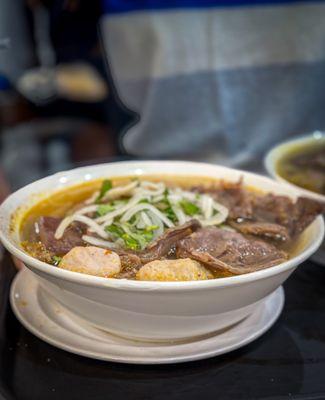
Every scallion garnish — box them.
[179,200,200,216]
[96,179,113,203]
[52,256,62,266]
[96,204,115,216]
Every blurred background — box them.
[1,0,325,197]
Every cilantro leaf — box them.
[96,204,115,217]
[179,200,200,216]
[105,224,124,237]
[96,179,112,203]
[122,234,140,250]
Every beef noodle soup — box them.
[276,142,325,195]
[19,176,324,281]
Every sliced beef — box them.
[229,221,290,241]
[176,226,288,275]
[38,216,85,255]
[288,197,325,236]
[194,179,253,220]
[252,195,324,238]
[139,219,201,263]
[196,179,324,241]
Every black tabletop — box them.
[0,252,325,400]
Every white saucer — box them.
[10,268,284,364]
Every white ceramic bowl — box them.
[0,161,323,341]
[265,132,325,202]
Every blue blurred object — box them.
[0,74,10,91]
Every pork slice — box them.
[139,219,201,263]
[38,216,85,255]
[176,226,288,275]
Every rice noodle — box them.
[95,194,144,224]
[120,203,174,228]
[101,180,138,201]
[141,211,152,226]
[54,178,230,249]
[55,215,109,240]
[82,235,120,249]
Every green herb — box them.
[165,206,178,222]
[145,225,159,232]
[179,200,200,216]
[96,179,112,203]
[139,198,149,204]
[52,256,62,266]
[122,234,140,250]
[96,204,115,216]
[105,224,124,237]
[141,231,154,243]
[155,195,178,222]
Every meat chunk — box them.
[139,219,201,263]
[38,216,84,255]
[176,227,288,275]
[137,258,213,281]
[60,246,121,277]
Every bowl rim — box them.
[264,132,325,202]
[0,160,324,291]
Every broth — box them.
[276,141,325,195]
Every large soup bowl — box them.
[265,133,325,265]
[0,161,323,341]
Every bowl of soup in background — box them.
[265,132,325,264]
[0,161,323,341]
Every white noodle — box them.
[82,235,120,249]
[55,215,108,240]
[141,211,152,226]
[54,178,230,250]
[95,194,143,223]
[201,195,213,219]
[74,205,99,215]
[147,211,164,238]
[101,180,138,201]
[121,203,174,228]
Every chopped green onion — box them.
[122,234,140,250]
[96,179,112,203]
[145,225,159,232]
[179,200,200,216]
[165,206,178,222]
[96,204,115,216]
[52,256,62,266]
[105,224,124,237]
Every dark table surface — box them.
[0,252,325,400]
